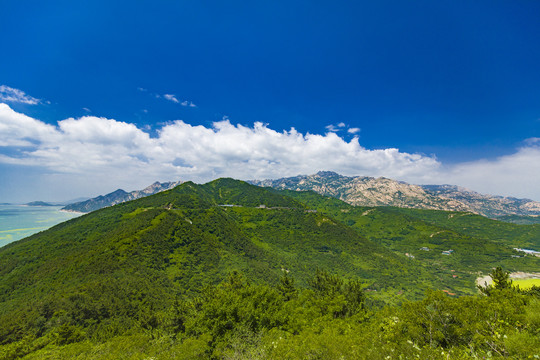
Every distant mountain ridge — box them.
[62,181,183,212]
[421,184,540,218]
[250,171,540,218]
[62,172,540,218]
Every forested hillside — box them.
[1,180,539,359]
[276,189,540,293]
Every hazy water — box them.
[0,205,82,247]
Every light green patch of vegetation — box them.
[514,278,540,290]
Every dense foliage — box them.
[2,270,539,359]
[1,179,539,359]
[277,189,540,295]
[387,207,540,249]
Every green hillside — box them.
[0,180,426,355]
[273,189,540,294]
[494,214,540,225]
[1,180,539,359]
[387,207,540,249]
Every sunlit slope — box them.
[0,179,434,346]
[386,207,540,249]
[273,189,540,294]
[0,179,428,301]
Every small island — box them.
[25,201,57,206]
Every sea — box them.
[0,205,82,248]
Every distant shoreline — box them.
[59,209,85,215]
[1,207,83,247]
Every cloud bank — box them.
[0,103,539,201]
[439,145,540,200]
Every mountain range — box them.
[60,172,540,220]
[250,171,540,218]
[62,181,182,213]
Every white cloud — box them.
[327,123,360,135]
[82,107,91,113]
[163,94,179,103]
[0,85,41,105]
[142,89,196,108]
[0,103,539,201]
[0,104,440,196]
[422,144,540,200]
[181,100,197,107]
[0,104,57,146]
[524,137,540,146]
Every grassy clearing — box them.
[513,278,540,289]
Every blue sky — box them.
[1,1,539,202]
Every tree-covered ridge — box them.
[273,189,540,295]
[386,207,540,249]
[201,178,305,208]
[1,179,539,359]
[0,179,425,356]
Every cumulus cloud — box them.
[0,104,439,191]
[0,103,57,146]
[0,103,539,201]
[348,127,361,134]
[524,137,540,146]
[0,85,41,105]
[424,144,540,200]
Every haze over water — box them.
[0,205,81,247]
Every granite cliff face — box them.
[62,181,182,213]
[250,171,540,218]
[421,184,540,218]
[251,171,470,211]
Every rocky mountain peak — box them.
[250,172,540,218]
[63,180,183,213]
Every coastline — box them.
[59,209,86,215]
[0,206,83,247]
